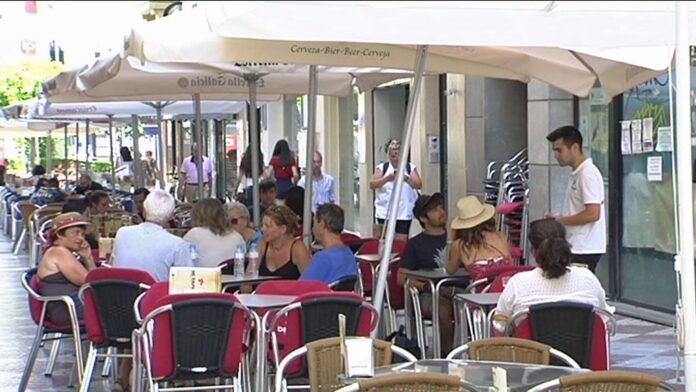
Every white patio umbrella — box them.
[44,53,406,216]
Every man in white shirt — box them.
[298,151,336,212]
[545,125,606,272]
[178,142,214,202]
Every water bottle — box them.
[246,244,260,278]
[234,245,245,278]
[189,243,200,266]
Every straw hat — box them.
[450,196,496,230]
[52,212,90,233]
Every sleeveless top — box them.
[259,239,301,279]
[38,251,86,325]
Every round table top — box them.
[236,294,297,309]
[344,359,587,391]
[355,253,399,263]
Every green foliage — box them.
[633,102,669,131]
[0,60,64,107]
[90,161,113,173]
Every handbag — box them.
[466,257,514,281]
[386,325,421,362]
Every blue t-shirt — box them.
[300,246,357,284]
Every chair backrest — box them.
[144,292,251,381]
[354,372,476,391]
[271,291,378,376]
[17,200,38,227]
[483,265,535,293]
[330,275,359,292]
[255,279,331,296]
[356,238,407,294]
[458,337,551,364]
[533,370,674,392]
[81,268,156,347]
[21,268,74,330]
[510,301,610,370]
[304,337,392,392]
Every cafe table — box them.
[221,274,280,292]
[404,268,470,359]
[236,293,297,392]
[341,359,588,391]
[453,293,501,344]
[354,252,400,294]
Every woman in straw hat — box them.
[445,196,510,275]
[37,212,97,325]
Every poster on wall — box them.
[647,156,663,182]
[655,126,673,152]
[642,117,654,152]
[621,121,632,155]
[631,119,643,154]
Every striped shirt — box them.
[298,173,336,212]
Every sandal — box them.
[112,379,131,392]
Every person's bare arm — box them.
[405,168,423,190]
[369,169,394,189]
[559,204,601,226]
[446,240,461,275]
[292,240,312,273]
[52,247,90,286]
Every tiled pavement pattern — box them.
[0,234,685,391]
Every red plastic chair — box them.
[20,268,84,391]
[505,301,616,371]
[268,291,379,378]
[78,268,156,391]
[356,238,407,297]
[135,291,254,391]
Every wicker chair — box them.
[445,337,580,368]
[334,372,479,392]
[527,370,674,392]
[274,337,417,392]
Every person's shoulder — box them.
[44,245,71,258]
[569,265,601,281]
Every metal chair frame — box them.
[445,339,581,368]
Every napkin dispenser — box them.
[169,267,222,294]
[339,314,374,378]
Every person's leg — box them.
[438,295,455,355]
[394,220,411,241]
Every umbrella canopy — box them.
[44,53,406,104]
[0,118,91,138]
[34,99,248,121]
[123,2,672,102]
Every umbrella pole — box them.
[193,94,205,200]
[302,66,318,248]
[85,119,90,172]
[75,122,80,182]
[372,45,429,336]
[131,114,141,191]
[245,74,261,228]
[156,104,166,189]
[108,115,115,191]
[63,124,68,191]
[676,2,696,387]
[46,130,53,174]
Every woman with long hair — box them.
[238,145,265,206]
[268,139,299,200]
[256,204,311,279]
[446,196,511,275]
[494,218,609,319]
[183,198,245,267]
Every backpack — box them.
[382,162,412,176]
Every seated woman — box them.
[37,212,97,325]
[225,201,263,249]
[494,218,609,322]
[183,198,245,268]
[86,190,112,215]
[446,196,511,276]
[257,204,311,279]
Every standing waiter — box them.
[177,142,214,202]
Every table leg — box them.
[429,280,440,358]
[253,311,265,392]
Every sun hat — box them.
[52,212,90,233]
[413,192,445,220]
[450,196,496,230]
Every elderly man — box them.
[300,203,357,284]
[178,142,214,202]
[298,151,336,212]
[111,189,193,281]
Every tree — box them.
[0,60,63,107]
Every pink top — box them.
[180,156,214,184]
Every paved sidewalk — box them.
[0,233,685,391]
